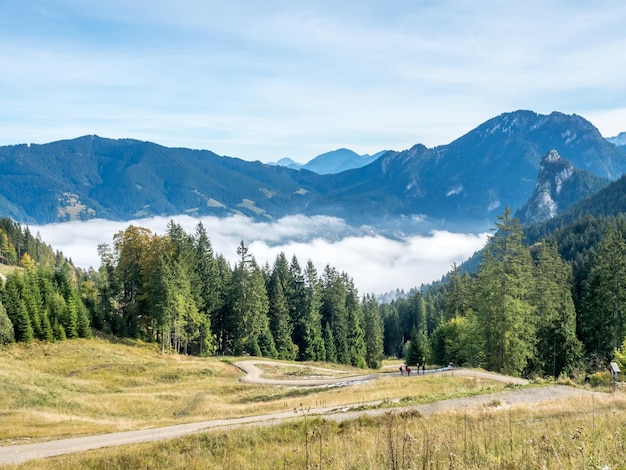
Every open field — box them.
[0,337,516,444]
[1,337,624,468]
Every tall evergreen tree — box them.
[268,278,297,360]
[531,241,583,377]
[228,242,271,355]
[473,206,536,376]
[193,222,218,354]
[380,303,403,357]
[300,260,325,361]
[580,225,626,365]
[363,294,384,369]
[321,265,349,363]
[344,274,366,368]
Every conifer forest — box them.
[2,207,626,378]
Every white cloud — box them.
[32,215,488,295]
[1,1,625,161]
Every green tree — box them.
[299,260,325,361]
[193,222,218,355]
[473,206,536,376]
[322,321,336,362]
[380,303,403,357]
[113,225,154,338]
[268,278,297,360]
[580,225,626,365]
[362,294,384,369]
[405,326,428,367]
[228,242,271,356]
[0,301,15,345]
[531,241,582,377]
[321,265,349,364]
[344,274,366,368]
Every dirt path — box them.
[0,363,583,466]
[234,360,529,386]
[234,359,380,386]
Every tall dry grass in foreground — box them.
[9,392,626,469]
[0,338,509,443]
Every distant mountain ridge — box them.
[1,110,624,231]
[270,148,387,174]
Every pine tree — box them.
[532,241,582,377]
[322,321,336,362]
[580,225,626,365]
[300,260,325,361]
[363,294,384,369]
[0,301,15,345]
[380,303,403,357]
[228,242,270,356]
[406,326,428,367]
[473,206,536,376]
[344,274,366,368]
[321,265,349,364]
[193,222,218,354]
[268,278,297,360]
[15,301,34,343]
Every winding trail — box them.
[234,359,530,386]
[0,362,588,465]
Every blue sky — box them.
[1,1,625,163]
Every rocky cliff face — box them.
[516,150,609,225]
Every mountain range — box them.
[1,110,625,232]
[269,148,387,174]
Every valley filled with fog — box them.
[33,215,489,296]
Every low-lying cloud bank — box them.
[33,215,489,295]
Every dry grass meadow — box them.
[1,337,625,469]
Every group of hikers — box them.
[399,362,426,376]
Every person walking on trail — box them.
[406,366,411,376]
[399,365,404,376]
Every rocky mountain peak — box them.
[517,149,609,226]
[521,150,573,224]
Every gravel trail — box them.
[0,363,591,465]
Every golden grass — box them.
[0,338,514,446]
[8,391,626,469]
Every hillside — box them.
[0,110,624,231]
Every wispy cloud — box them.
[32,215,488,295]
[1,1,624,160]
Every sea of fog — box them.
[32,215,489,296]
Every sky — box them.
[1,1,626,163]
[32,215,489,296]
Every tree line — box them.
[81,221,384,368]
[2,209,626,378]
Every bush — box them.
[588,371,612,387]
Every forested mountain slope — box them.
[0,111,624,232]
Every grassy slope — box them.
[0,337,512,445]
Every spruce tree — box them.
[473,206,536,376]
[321,265,349,364]
[532,241,582,377]
[0,301,15,345]
[580,225,626,365]
[268,279,297,360]
[15,301,34,343]
[301,260,325,361]
[363,294,384,369]
[322,321,336,362]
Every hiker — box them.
[422,363,426,374]
[399,365,404,376]
[406,366,411,376]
